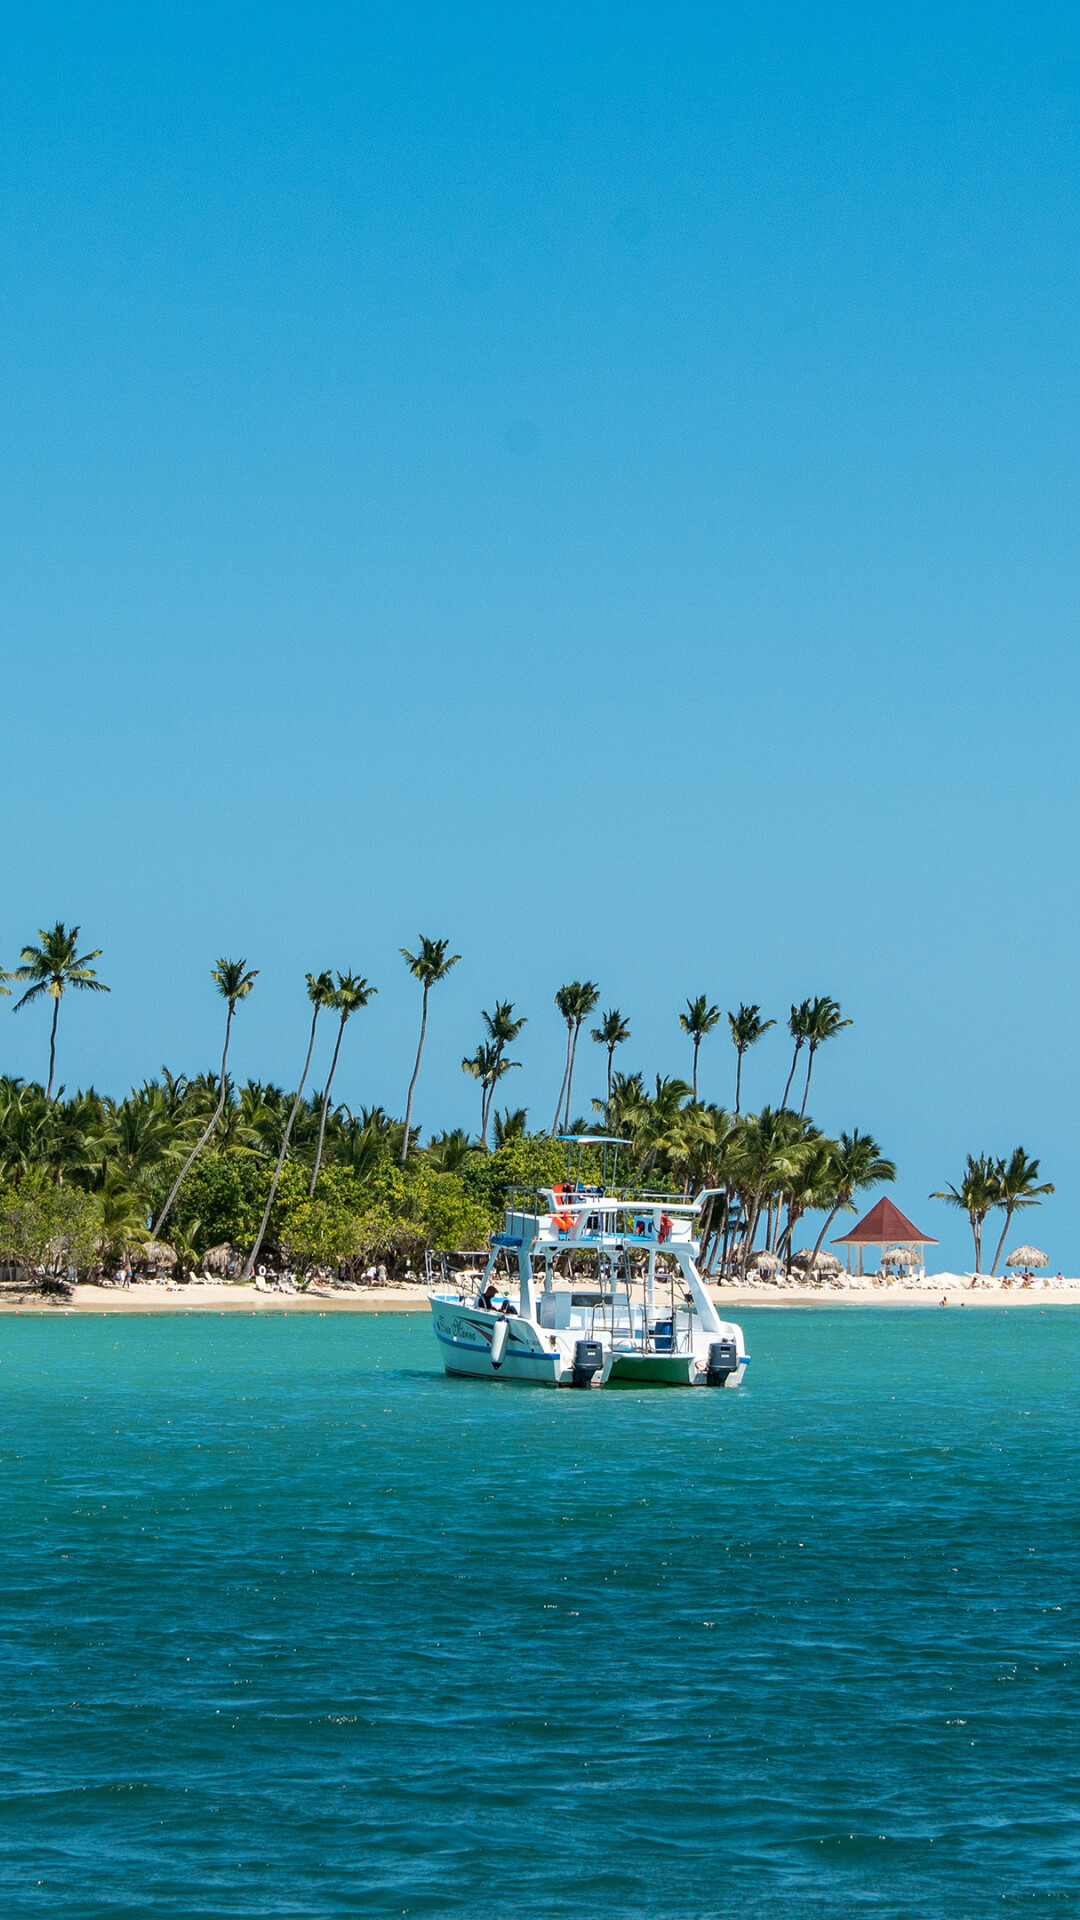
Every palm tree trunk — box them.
[46,997,60,1101]
[799,1045,816,1118]
[310,1013,347,1196]
[153,1003,235,1238]
[740,1181,768,1277]
[401,986,429,1164]
[734,1049,743,1117]
[243,1006,321,1279]
[989,1204,1014,1276]
[692,1039,699,1103]
[971,1212,982,1272]
[552,1026,573,1136]
[606,1047,614,1105]
[563,1022,582,1131]
[781,1044,801,1112]
[808,1193,846,1271]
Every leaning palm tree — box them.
[242,972,336,1279]
[552,981,600,1134]
[798,996,853,1117]
[679,996,720,1102]
[12,924,110,1099]
[808,1130,897,1270]
[780,1000,813,1109]
[728,1004,775,1116]
[591,1008,631,1106]
[153,959,258,1238]
[931,1153,1001,1274]
[309,973,377,1194]
[987,1148,1054,1275]
[400,937,461,1164]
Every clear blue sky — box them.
[3,2,1078,1270]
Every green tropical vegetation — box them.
[0,921,1054,1291]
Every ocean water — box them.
[0,1307,1077,1919]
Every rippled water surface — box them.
[0,1306,1078,1917]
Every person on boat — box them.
[477,1279,498,1308]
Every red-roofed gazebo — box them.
[832,1197,937,1277]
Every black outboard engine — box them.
[706,1337,739,1386]
[571,1339,604,1388]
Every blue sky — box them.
[2,2,1078,1269]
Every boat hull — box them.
[430,1297,562,1385]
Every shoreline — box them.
[0,1276,1077,1313]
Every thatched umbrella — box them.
[750,1251,782,1273]
[133,1239,177,1273]
[1006,1246,1047,1269]
[200,1244,233,1277]
[791,1249,840,1273]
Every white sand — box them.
[2,1273,1076,1312]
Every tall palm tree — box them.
[12,924,110,1099]
[591,1008,631,1105]
[728,1004,775,1116]
[551,982,600,1135]
[679,996,720,1102]
[242,971,336,1278]
[152,959,258,1238]
[987,1148,1054,1275]
[309,973,377,1194]
[808,1130,896,1270]
[780,1000,812,1110]
[799,996,853,1117]
[931,1154,1001,1273]
[400,937,461,1164]
[478,1001,526,1144]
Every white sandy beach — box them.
[1,1274,1077,1312]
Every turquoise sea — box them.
[0,1306,1077,1918]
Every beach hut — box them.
[832,1198,937,1279]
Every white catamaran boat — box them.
[428,1136,748,1389]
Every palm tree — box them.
[462,1041,521,1146]
[808,1130,897,1270]
[425,1128,479,1173]
[309,973,377,1195]
[242,971,336,1279]
[798,996,852,1117]
[780,1000,812,1110]
[987,1148,1054,1275]
[12,924,110,1099]
[931,1154,1001,1273]
[493,1106,528,1147]
[476,1001,526,1144]
[727,1004,775,1116]
[152,959,258,1238]
[733,1107,809,1274]
[400,938,461,1164]
[551,981,600,1135]
[679,996,720,1102]
[591,1008,631,1106]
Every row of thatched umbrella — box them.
[749,1249,843,1274]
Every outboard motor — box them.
[571,1339,603,1388]
[706,1337,739,1387]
